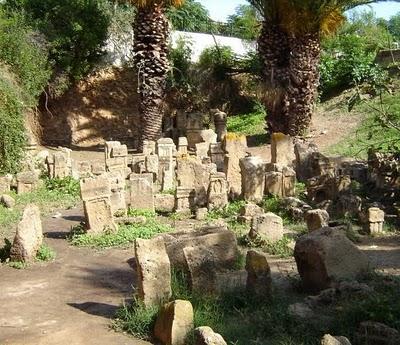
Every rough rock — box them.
[249,213,284,243]
[238,203,263,224]
[294,227,369,293]
[195,208,208,220]
[0,194,16,209]
[321,334,352,345]
[135,237,171,306]
[288,303,314,320]
[245,250,272,297]
[154,300,194,345]
[240,156,265,203]
[280,197,312,221]
[155,194,175,213]
[10,204,42,262]
[194,326,227,345]
[356,321,400,345]
[271,133,295,166]
[305,209,330,232]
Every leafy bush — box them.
[198,45,236,80]
[227,104,266,136]
[36,243,56,261]
[44,177,80,198]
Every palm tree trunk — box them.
[258,22,291,134]
[133,4,169,149]
[287,33,321,136]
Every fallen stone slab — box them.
[194,326,227,345]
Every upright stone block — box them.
[16,171,39,194]
[175,187,192,213]
[271,133,295,166]
[305,209,330,232]
[209,143,225,172]
[223,134,247,199]
[162,168,175,192]
[105,172,126,215]
[240,156,265,203]
[143,140,156,155]
[207,173,228,210]
[105,141,128,177]
[80,176,117,234]
[126,174,155,212]
[145,155,159,181]
[178,137,188,155]
[245,250,272,298]
[195,142,209,159]
[46,148,72,178]
[213,110,227,142]
[367,207,385,235]
[135,237,172,306]
[249,213,284,243]
[10,204,42,262]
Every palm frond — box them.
[129,0,184,9]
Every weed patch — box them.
[36,243,56,262]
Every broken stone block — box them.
[237,203,263,224]
[105,171,126,215]
[105,141,128,176]
[195,142,209,160]
[245,250,272,298]
[195,208,208,220]
[131,154,146,174]
[162,168,175,192]
[155,194,175,213]
[223,134,247,199]
[367,207,385,235]
[207,172,228,210]
[16,171,39,194]
[0,194,15,209]
[154,300,194,345]
[80,176,117,234]
[265,166,296,198]
[271,133,295,166]
[194,326,227,345]
[176,157,213,207]
[145,155,159,180]
[305,209,330,232]
[294,227,369,293]
[307,175,351,204]
[143,140,156,156]
[240,156,265,203]
[163,226,238,272]
[46,148,72,179]
[249,213,284,243]
[126,174,155,212]
[209,143,225,172]
[175,187,193,213]
[135,237,172,306]
[321,334,352,345]
[178,137,188,155]
[294,142,319,182]
[10,204,42,262]
[0,175,12,193]
[356,321,400,345]
[213,110,227,142]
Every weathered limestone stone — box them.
[194,326,227,345]
[162,168,175,192]
[245,250,272,297]
[126,174,155,212]
[209,143,225,172]
[0,194,15,209]
[178,137,188,155]
[0,175,12,193]
[10,205,42,262]
[16,171,39,194]
[157,138,176,159]
[223,134,247,198]
[91,160,107,176]
[176,157,213,207]
[305,209,330,232]
[105,141,129,176]
[249,213,284,243]
[214,270,247,294]
[280,197,312,221]
[105,172,126,215]
[240,156,265,203]
[195,207,208,220]
[195,142,209,159]
[199,129,217,148]
[367,207,385,235]
[213,110,227,142]
[80,176,117,234]
[154,300,194,345]
[238,203,263,224]
[143,140,156,155]
[131,154,146,174]
[265,166,296,198]
[46,148,72,178]
[175,187,192,213]
[207,172,228,210]
[155,194,175,213]
[145,155,159,181]
[163,226,238,271]
[271,133,295,166]
[356,321,400,345]
[135,237,172,306]
[294,227,369,293]
[294,142,319,181]
[321,334,352,345]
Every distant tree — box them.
[388,12,400,41]
[167,0,213,33]
[226,4,260,40]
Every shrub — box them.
[44,176,80,198]
[36,243,56,261]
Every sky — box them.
[199,0,400,22]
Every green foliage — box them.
[241,235,294,258]
[0,238,12,262]
[36,243,56,261]
[113,299,159,340]
[8,261,27,269]
[168,37,193,88]
[388,12,400,40]
[44,176,80,198]
[226,4,260,40]
[207,200,246,220]
[227,103,266,136]
[69,215,172,248]
[198,45,236,80]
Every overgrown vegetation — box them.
[69,210,171,248]
[36,243,56,262]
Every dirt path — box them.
[0,207,150,345]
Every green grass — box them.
[36,243,56,262]
[69,212,172,248]
[0,177,80,240]
[227,109,266,137]
[327,89,400,158]
[240,235,294,259]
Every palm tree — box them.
[129,0,184,149]
[249,0,386,136]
